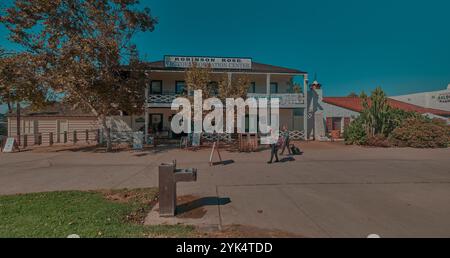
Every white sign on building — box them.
[164,56,252,70]
[391,85,450,112]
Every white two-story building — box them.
[5,55,321,147]
[141,56,312,141]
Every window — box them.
[209,81,219,96]
[22,120,33,135]
[332,117,342,131]
[270,83,278,94]
[175,81,186,95]
[150,80,162,94]
[293,109,303,116]
[248,82,256,93]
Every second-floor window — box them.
[209,81,219,96]
[175,81,186,95]
[270,83,278,94]
[248,82,256,93]
[150,80,162,94]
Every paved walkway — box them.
[1,142,450,237]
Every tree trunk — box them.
[100,116,112,152]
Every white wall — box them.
[322,102,360,119]
[391,86,450,111]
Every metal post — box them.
[73,131,77,144]
[16,103,21,146]
[144,82,149,143]
[159,163,177,217]
[266,74,272,126]
[64,131,68,143]
[23,135,28,149]
[85,129,89,142]
[96,129,101,144]
[303,74,309,140]
[49,132,53,146]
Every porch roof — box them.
[6,102,96,118]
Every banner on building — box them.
[164,56,252,70]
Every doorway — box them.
[57,120,68,143]
[149,114,163,133]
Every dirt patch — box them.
[199,224,303,238]
[101,188,157,204]
[99,188,159,224]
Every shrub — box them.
[366,134,391,147]
[344,117,367,145]
[389,118,450,148]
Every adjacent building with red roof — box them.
[321,96,450,138]
[323,97,450,117]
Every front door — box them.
[149,114,163,133]
[57,120,68,143]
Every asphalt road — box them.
[1,142,449,237]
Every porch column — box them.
[144,82,149,143]
[303,74,309,140]
[266,73,271,125]
[266,74,271,96]
[227,72,232,87]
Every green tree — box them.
[0,52,48,113]
[360,87,392,136]
[345,87,421,145]
[1,0,157,151]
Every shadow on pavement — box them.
[176,196,231,218]
[212,160,235,166]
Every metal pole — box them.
[16,103,21,145]
[303,74,309,140]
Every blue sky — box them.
[1,0,450,113]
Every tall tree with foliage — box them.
[185,63,251,100]
[345,87,420,145]
[185,63,213,100]
[217,74,251,101]
[0,52,48,113]
[1,0,157,151]
[360,87,392,136]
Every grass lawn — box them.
[0,188,195,238]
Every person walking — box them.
[280,125,292,155]
[267,127,280,164]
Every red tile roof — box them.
[323,97,450,117]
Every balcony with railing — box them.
[147,94,180,107]
[147,93,305,108]
[247,93,305,108]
